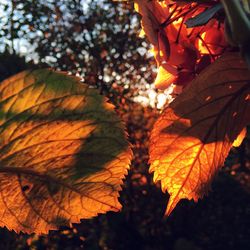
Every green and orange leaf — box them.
[0,69,132,234]
[149,53,250,216]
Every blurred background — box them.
[0,0,249,249]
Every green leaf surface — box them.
[0,69,132,234]
[185,3,222,28]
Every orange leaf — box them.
[149,53,250,216]
[232,127,247,147]
[0,69,132,234]
[154,64,178,90]
[134,0,159,46]
[158,30,170,63]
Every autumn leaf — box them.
[154,64,177,90]
[134,0,170,64]
[149,53,250,216]
[0,69,132,234]
[232,127,247,147]
[134,0,160,47]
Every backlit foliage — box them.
[134,0,227,91]
[134,0,250,215]
[0,69,132,234]
[0,0,249,238]
[149,53,250,215]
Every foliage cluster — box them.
[0,0,249,249]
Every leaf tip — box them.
[164,194,180,217]
[232,127,247,147]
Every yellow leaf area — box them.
[0,69,132,234]
[149,53,250,216]
[232,127,247,147]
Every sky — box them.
[0,0,170,109]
